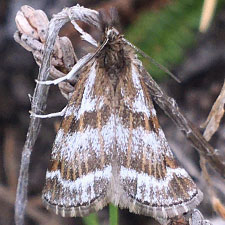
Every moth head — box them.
[105,27,120,42]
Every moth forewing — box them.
[42,24,203,219]
[115,59,203,218]
[42,60,115,217]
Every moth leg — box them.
[36,53,95,85]
[30,106,67,118]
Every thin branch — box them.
[199,0,218,32]
[201,80,225,141]
[200,80,225,219]
[14,56,50,225]
[14,8,70,225]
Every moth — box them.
[38,9,203,220]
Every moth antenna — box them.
[123,38,181,83]
[98,9,110,32]
[109,7,122,32]
[110,7,119,23]
[98,8,121,33]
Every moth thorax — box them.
[106,27,119,40]
[99,27,128,88]
[103,46,126,89]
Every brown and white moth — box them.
[38,8,203,220]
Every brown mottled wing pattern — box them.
[115,60,203,219]
[42,61,115,217]
[42,28,203,219]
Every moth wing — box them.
[42,61,115,217]
[116,62,203,218]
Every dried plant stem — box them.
[15,69,51,225]
[15,11,68,225]
[200,80,225,219]
[199,0,218,32]
[202,80,225,140]
[200,149,225,219]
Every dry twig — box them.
[199,0,218,32]
[200,80,225,219]
[201,80,225,141]
[212,196,225,219]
